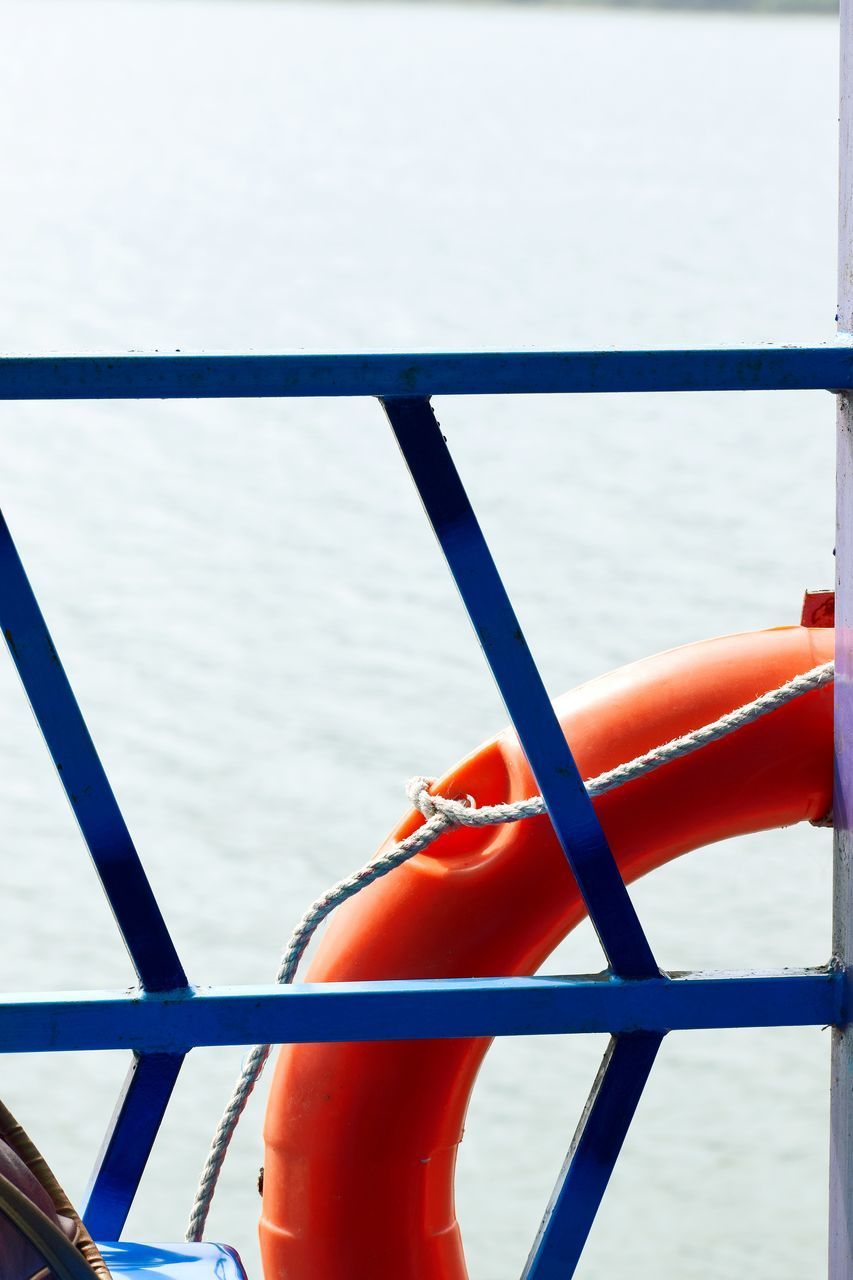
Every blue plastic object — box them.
[97,1242,248,1280]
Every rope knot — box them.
[406,777,479,826]
[406,776,439,818]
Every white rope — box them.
[185,658,833,1242]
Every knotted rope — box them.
[185,658,833,1242]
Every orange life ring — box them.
[260,624,833,1280]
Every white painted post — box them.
[831,2,853,1274]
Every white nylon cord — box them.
[185,658,833,1242]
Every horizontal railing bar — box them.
[0,347,851,400]
[0,970,840,1053]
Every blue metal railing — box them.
[0,346,850,398]
[0,345,846,1277]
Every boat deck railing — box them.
[0,345,849,1278]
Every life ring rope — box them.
[185,656,834,1244]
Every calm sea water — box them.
[0,1,842,1276]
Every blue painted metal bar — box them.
[522,1032,663,1279]
[383,396,657,978]
[0,971,839,1053]
[0,347,850,401]
[82,1052,185,1239]
[0,511,187,992]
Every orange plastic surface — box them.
[261,626,833,1280]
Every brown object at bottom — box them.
[0,1102,110,1280]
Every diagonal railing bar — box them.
[0,510,186,994]
[0,509,190,1236]
[382,396,658,979]
[522,1032,664,1279]
[82,1052,185,1240]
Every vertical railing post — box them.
[831,2,853,1273]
